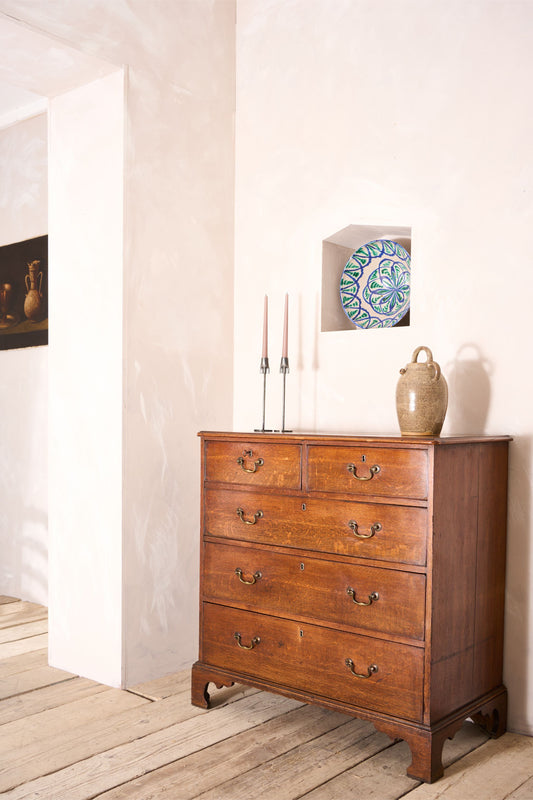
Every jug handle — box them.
[411,346,441,381]
[25,275,30,292]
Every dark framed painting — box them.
[0,235,48,350]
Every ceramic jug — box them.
[24,259,44,321]
[396,346,448,436]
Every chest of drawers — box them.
[191,432,510,783]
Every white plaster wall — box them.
[235,0,533,734]
[0,113,48,605]
[0,0,236,686]
[48,71,124,686]
[0,14,117,97]
[122,25,235,683]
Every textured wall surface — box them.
[0,0,235,685]
[120,5,236,683]
[47,71,125,686]
[0,113,48,605]
[234,0,533,734]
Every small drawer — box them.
[202,542,426,640]
[205,440,301,489]
[308,445,428,500]
[204,488,427,566]
[201,603,424,721]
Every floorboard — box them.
[0,676,106,726]
[0,600,45,617]
[0,648,48,678]
[0,663,76,700]
[0,632,48,659]
[95,705,354,800]
[0,619,48,644]
[0,600,531,800]
[0,600,48,628]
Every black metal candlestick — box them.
[254,357,272,432]
[279,356,291,433]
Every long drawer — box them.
[204,488,427,566]
[205,440,301,489]
[307,445,428,499]
[202,541,425,640]
[201,602,424,721]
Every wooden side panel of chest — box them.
[428,441,509,722]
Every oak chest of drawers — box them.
[191,432,510,782]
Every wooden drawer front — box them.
[205,440,301,489]
[205,488,427,566]
[201,603,424,721]
[307,445,428,500]
[202,542,426,640]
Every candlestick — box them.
[262,294,268,358]
[255,295,271,432]
[282,293,288,359]
[278,355,291,433]
[276,294,291,432]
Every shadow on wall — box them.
[295,292,321,432]
[445,344,531,732]
[445,343,492,435]
[0,498,47,602]
[0,345,48,604]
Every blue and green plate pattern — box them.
[340,239,411,328]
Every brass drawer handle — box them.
[234,632,261,650]
[347,463,380,481]
[347,587,379,606]
[237,450,264,473]
[236,507,264,525]
[235,567,262,585]
[345,658,378,678]
[348,520,382,539]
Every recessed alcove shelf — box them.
[321,224,412,332]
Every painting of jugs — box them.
[0,235,48,350]
[24,259,45,321]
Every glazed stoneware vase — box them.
[396,346,448,436]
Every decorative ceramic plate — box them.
[340,239,411,328]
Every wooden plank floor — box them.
[1,597,532,799]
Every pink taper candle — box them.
[262,295,268,358]
[282,293,289,359]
